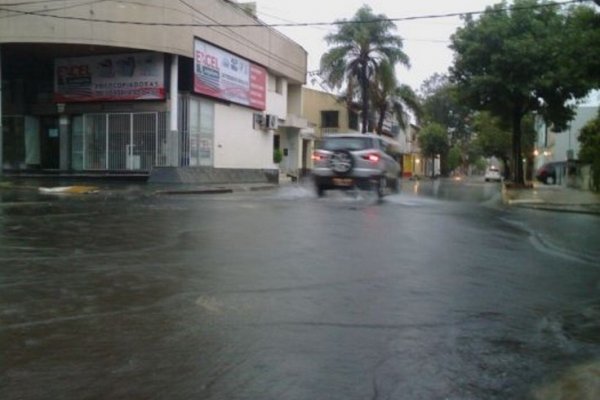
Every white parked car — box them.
[484,166,502,182]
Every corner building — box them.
[0,0,307,183]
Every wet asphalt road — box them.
[1,178,599,399]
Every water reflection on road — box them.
[1,178,599,400]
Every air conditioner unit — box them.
[266,114,278,130]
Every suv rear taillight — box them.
[312,152,326,162]
[362,153,380,163]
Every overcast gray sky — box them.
[253,0,501,91]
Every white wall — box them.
[287,84,303,116]
[266,75,287,118]
[213,103,275,169]
[280,129,299,175]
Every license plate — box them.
[332,178,353,187]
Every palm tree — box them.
[320,5,409,133]
[371,60,421,135]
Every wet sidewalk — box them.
[503,182,600,215]
[3,177,600,215]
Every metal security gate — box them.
[108,114,130,170]
[81,112,167,171]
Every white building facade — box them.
[0,0,307,183]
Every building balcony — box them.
[279,114,309,129]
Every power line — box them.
[0,0,109,20]
[255,8,331,32]
[0,0,306,75]
[0,0,589,28]
[267,0,588,27]
[1,0,83,5]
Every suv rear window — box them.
[318,137,374,151]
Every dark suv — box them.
[311,133,401,198]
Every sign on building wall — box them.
[54,53,165,102]
[194,39,266,111]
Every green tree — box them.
[447,146,462,172]
[371,61,421,135]
[578,109,600,191]
[420,74,474,176]
[320,5,409,133]
[450,0,599,185]
[420,73,472,145]
[472,112,512,177]
[418,123,449,177]
[465,140,485,174]
[473,111,537,179]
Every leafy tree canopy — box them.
[450,0,599,183]
[420,73,473,145]
[472,111,537,176]
[418,123,449,158]
[447,146,463,172]
[473,112,512,162]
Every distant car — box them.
[311,133,400,198]
[535,161,565,185]
[484,166,502,182]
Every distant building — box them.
[0,0,307,183]
[534,105,599,170]
[401,124,424,178]
[302,87,360,138]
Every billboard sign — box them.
[55,52,165,102]
[194,39,266,110]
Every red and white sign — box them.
[54,53,165,102]
[194,39,266,110]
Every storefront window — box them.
[188,98,214,167]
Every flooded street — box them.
[1,179,599,399]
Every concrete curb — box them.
[154,184,278,196]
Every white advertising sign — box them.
[55,52,165,102]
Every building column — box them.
[169,55,179,167]
[59,113,70,170]
[0,46,3,175]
